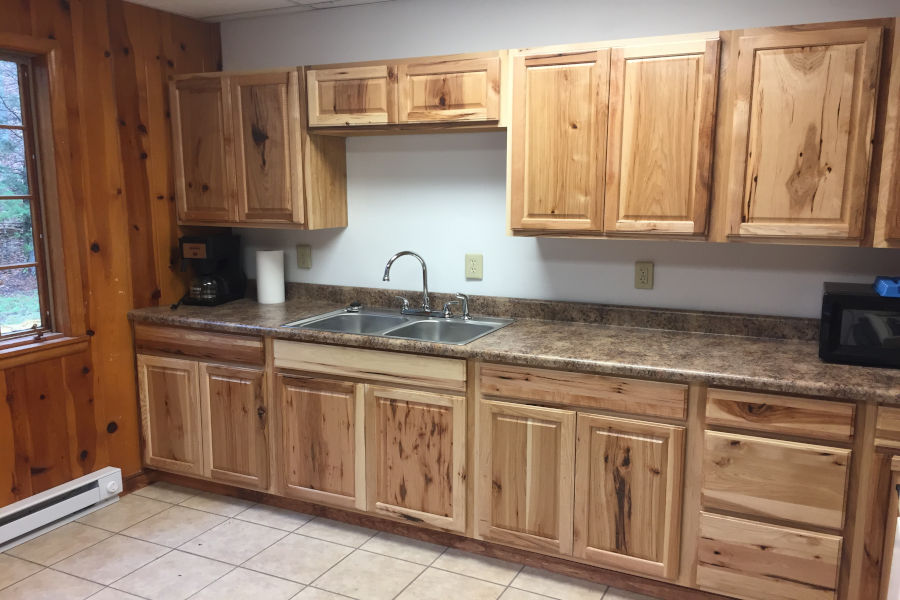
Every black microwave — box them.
[820,282,900,369]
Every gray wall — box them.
[222,0,900,317]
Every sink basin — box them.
[385,319,497,344]
[294,312,409,335]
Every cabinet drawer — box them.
[480,363,686,419]
[876,406,900,450]
[706,388,855,442]
[273,340,466,392]
[701,431,850,530]
[134,323,265,365]
[697,512,842,600]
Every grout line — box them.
[306,545,363,590]
[182,564,238,600]
[302,585,358,600]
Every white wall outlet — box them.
[296,244,312,269]
[465,253,483,280]
[635,261,654,289]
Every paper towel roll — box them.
[256,250,285,304]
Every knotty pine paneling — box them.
[0,0,220,505]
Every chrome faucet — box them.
[382,251,432,314]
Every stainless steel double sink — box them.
[283,307,512,345]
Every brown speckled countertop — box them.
[128,296,900,405]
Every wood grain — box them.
[397,54,501,123]
[873,19,900,247]
[875,405,900,449]
[307,65,397,126]
[134,323,265,365]
[701,431,850,530]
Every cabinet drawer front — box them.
[307,65,397,126]
[480,363,686,419]
[274,340,466,392]
[701,431,850,530]
[876,406,900,449]
[706,388,855,441]
[398,55,500,123]
[134,323,265,365]
[697,512,842,600]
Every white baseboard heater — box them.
[0,467,122,551]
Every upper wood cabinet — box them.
[874,23,900,247]
[170,69,347,229]
[723,25,883,242]
[604,39,719,236]
[573,414,685,580]
[170,77,236,223]
[508,49,610,232]
[306,52,505,131]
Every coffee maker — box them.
[177,234,246,306]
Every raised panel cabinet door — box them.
[725,25,883,241]
[397,54,501,123]
[476,399,576,554]
[307,65,397,127]
[231,71,303,224]
[136,354,203,476]
[277,375,366,509]
[170,76,237,223]
[874,22,900,247]
[199,364,268,490]
[509,49,609,232]
[573,414,685,579]
[605,39,719,236]
[366,386,466,532]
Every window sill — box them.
[0,334,90,370]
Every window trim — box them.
[0,52,54,342]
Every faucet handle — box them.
[455,293,471,320]
[441,300,459,319]
[394,296,411,311]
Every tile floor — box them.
[0,482,661,600]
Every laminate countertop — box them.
[129,298,900,405]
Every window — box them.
[0,54,50,340]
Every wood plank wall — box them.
[0,0,221,506]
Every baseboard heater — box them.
[0,467,122,551]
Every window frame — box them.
[0,52,54,344]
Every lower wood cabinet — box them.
[366,386,466,532]
[277,374,366,510]
[573,414,685,579]
[137,355,204,477]
[476,399,576,554]
[199,364,268,489]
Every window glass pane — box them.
[0,266,42,335]
[0,60,22,127]
[0,127,28,195]
[0,198,34,266]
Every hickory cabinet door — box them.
[476,399,576,554]
[366,386,467,532]
[170,76,236,223]
[231,71,303,224]
[137,354,204,477]
[199,364,268,490]
[573,414,685,579]
[725,25,883,241]
[604,39,719,236]
[508,49,609,232]
[307,65,398,127]
[277,374,366,510]
[397,55,500,124]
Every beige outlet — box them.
[635,261,654,289]
[296,244,312,269]
[465,253,483,280]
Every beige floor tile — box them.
[510,566,608,600]
[0,553,43,589]
[132,482,197,504]
[191,567,303,600]
[235,504,314,531]
[313,549,423,600]
[53,535,168,585]
[111,550,232,600]
[6,522,111,566]
[121,505,225,547]
[296,517,376,547]
[243,533,352,584]
[178,518,287,564]
[87,588,144,599]
[602,588,660,600]
[359,531,445,565]
[432,547,522,585]
[500,589,552,600]
[397,567,504,600]
[180,491,255,517]
[290,588,345,600]
[0,568,101,600]
[77,495,171,532]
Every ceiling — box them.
[127,0,400,22]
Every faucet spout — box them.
[382,251,430,312]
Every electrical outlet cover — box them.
[465,253,483,280]
[296,244,312,269]
[635,261,653,289]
